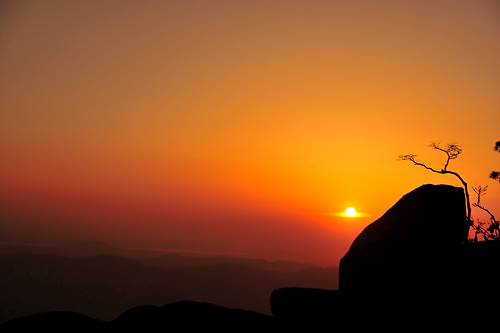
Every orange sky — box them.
[1,0,499,265]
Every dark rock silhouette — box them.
[270,288,340,318]
[271,184,499,332]
[270,288,346,331]
[339,184,466,307]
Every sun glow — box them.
[345,207,357,217]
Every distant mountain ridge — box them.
[0,241,321,269]
[0,251,338,324]
[0,241,167,259]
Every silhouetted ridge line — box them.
[1,302,297,333]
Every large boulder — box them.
[339,184,467,307]
[271,184,498,331]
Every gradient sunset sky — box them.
[1,0,499,265]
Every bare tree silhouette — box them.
[398,142,472,240]
[471,185,499,241]
[469,141,500,241]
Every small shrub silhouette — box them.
[471,185,499,241]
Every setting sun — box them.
[346,207,357,217]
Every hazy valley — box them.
[0,242,338,324]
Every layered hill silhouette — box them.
[0,251,337,324]
[0,240,308,264]
[2,184,499,332]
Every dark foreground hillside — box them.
[1,301,299,333]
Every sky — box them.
[1,0,499,266]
